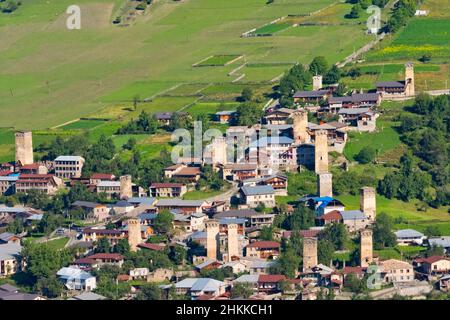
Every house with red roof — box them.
[85,253,124,268]
[149,183,187,198]
[245,241,280,259]
[137,243,166,252]
[414,256,450,275]
[315,210,342,226]
[257,274,286,293]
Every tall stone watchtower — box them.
[120,175,133,200]
[360,229,373,267]
[127,218,142,252]
[360,187,376,221]
[303,237,318,271]
[312,75,323,91]
[314,130,328,174]
[211,137,228,165]
[227,223,239,262]
[206,220,220,260]
[404,62,415,97]
[15,131,34,165]
[318,172,333,197]
[292,110,310,145]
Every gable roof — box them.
[395,229,424,238]
[258,274,286,283]
[340,210,366,220]
[247,241,280,249]
[155,199,206,207]
[241,185,275,196]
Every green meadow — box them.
[0,0,373,130]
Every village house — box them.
[0,174,19,195]
[57,266,97,291]
[326,93,381,113]
[315,210,342,226]
[164,164,201,183]
[248,136,295,168]
[137,243,166,252]
[395,229,425,246]
[377,259,415,284]
[264,108,295,125]
[82,228,127,245]
[173,212,208,232]
[54,156,85,179]
[149,182,187,198]
[71,201,110,222]
[248,260,275,275]
[15,174,63,195]
[214,110,237,124]
[414,256,450,276]
[242,173,288,196]
[308,122,348,145]
[222,260,248,274]
[340,210,370,232]
[427,237,450,254]
[245,241,280,259]
[337,108,378,132]
[0,242,21,276]
[0,284,44,300]
[257,274,286,293]
[213,209,275,229]
[164,278,227,299]
[293,90,330,104]
[17,163,48,175]
[89,173,116,186]
[239,185,275,208]
[80,253,125,268]
[155,199,208,215]
[221,163,258,182]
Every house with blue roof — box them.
[298,196,345,216]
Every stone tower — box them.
[404,62,415,96]
[292,110,310,144]
[303,237,318,271]
[15,131,34,165]
[360,187,376,221]
[206,220,220,260]
[360,229,373,267]
[227,223,239,262]
[318,172,333,197]
[120,175,133,200]
[312,75,323,91]
[127,218,142,252]
[314,130,328,174]
[211,137,228,165]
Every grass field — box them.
[343,120,402,162]
[0,0,374,130]
[59,119,108,130]
[253,23,291,35]
[195,55,242,67]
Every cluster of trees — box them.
[236,102,264,126]
[385,0,418,33]
[0,0,21,13]
[383,93,449,207]
[346,0,388,19]
[117,111,158,134]
[278,56,343,108]
[196,164,226,191]
[378,153,435,204]
[20,243,75,298]
[333,170,377,196]
[355,146,377,164]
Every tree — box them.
[283,206,316,231]
[345,273,367,294]
[355,146,376,164]
[260,226,274,241]
[318,239,334,265]
[373,213,396,249]
[269,248,300,278]
[347,3,362,19]
[231,282,254,299]
[236,102,264,126]
[309,56,328,76]
[169,244,186,265]
[241,87,253,102]
[324,65,341,84]
[333,83,347,97]
[154,209,174,234]
[35,276,64,298]
[115,238,130,255]
[135,283,163,300]
[95,237,111,253]
[319,223,348,251]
